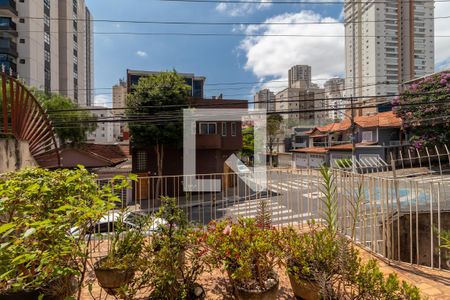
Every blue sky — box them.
[86,0,450,106]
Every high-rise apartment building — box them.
[344,0,434,98]
[0,0,93,106]
[288,65,312,88]
[275,65,327,125]
[254,89,275,112]
[324,78,346,120]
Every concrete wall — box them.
[0,138,37,173]
[387,212,450,270]
[278,152,292,167]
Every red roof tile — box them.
[291,147,328,154]
[82,144,128,164]
[307,111,401,136]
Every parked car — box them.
[71,210,166,239]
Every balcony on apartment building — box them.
[0,38,17,57]
[196,134,222,149]
[0,17,16,38]
[0,0,17,17]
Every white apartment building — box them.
[324,78,346,120]
[344,0,434,98]
[87,107,115,144]
[0,0,93,106]
[254,89,276,112]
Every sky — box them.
[85,0,450,107]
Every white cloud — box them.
[94,94,112,108]
[216,0,272,17]
[239,10,345,90]
[435,2,450,70]
[136,50,148,58]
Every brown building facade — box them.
[131,99,248,176]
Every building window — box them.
[135,150,148,172]
[199,122,217,135]
[362,131,373,142]
[221,122,227,136]
[231,122,237,136]
[44,0,50,9]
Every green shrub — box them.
[142,197,209,300]
[206,218,282,291]
[0,167,127,298]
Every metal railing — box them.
[94,167,450,271]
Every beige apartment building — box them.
[288,65,312,89]
[344,0,434,98]
[112,79,128,142]
[0,0,93,106]
[275,65,327,126]
[254,88,276,112]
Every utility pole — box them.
[350,95,356,172]
[351,0,357,172]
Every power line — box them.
[47,86,448,114]
[29,74,399,94]
[1,29,444,38]
[23,15,450,26]
[89,31,448,38]
[45,91,396,113]
[45,96,450,126]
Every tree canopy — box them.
[393,71,450,148]
[241,126,254,161]
[31,89,97,145]
[127,71,191,148]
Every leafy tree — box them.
[267,113,283,167]
[32,89,97,145]
[127,71,191,176]
[393,71,450,148]
[241,126,254,164]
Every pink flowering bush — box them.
[393,71,450,148]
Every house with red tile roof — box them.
[291,111,408,169]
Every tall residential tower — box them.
[0,0,94,106]
[344,0,434,98]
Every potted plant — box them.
[93,209,146,296]
[281,224,341,300]
[207,213,282,300]
[142,197,209,300]
[0,167,121,300]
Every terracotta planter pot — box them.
[288,273,321,300]
[233,274,279,300]
[94,258,135,295]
